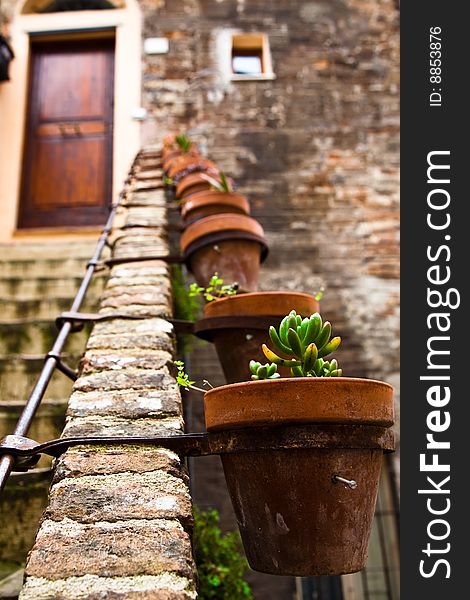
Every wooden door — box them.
[18,37,115,228]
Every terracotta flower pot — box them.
[181,190,250,225]
[176,172,223,199]
[180,214,268,291]
[203,377,395,577]
[163,147,200,171]
[195,292,319,383]
[167,157,219,183]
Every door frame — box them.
[0,0,142,240]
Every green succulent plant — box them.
[175,133,192,153]
[250,310,342,380]
[189,273,239,302]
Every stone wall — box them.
[19,149,198,600]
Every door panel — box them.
[19,37,114,228]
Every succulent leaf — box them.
[314,322,331,350]
[318,336,341,359]
[269,325,292,355]
[287,328,303,358]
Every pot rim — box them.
[204,376,394,397]
[181,191,250,219]
[180,213,265,252]
[203,290,319,318]
[203,377,394,431]
[176,172,221,197]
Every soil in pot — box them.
[180,213,268,291]
[203,377,394,577]
[195,292,320,383]
[181,190,250,225]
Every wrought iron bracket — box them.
[0,424,394,473]
[56,311,194,335]
[45,352,78,381]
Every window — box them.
[21,0,123,13]
[230,33,274,80]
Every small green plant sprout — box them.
[174,360,207,393]
[200,172,234,193]
[314,286,325,301]
[189,273,239,302]
[249,361,280,380]
[175,133,192,153]
[163,175,174,186]
[253,310,342,378]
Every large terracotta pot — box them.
[195,292,319,383]
[181,190,250,225]
[180,214,268,291]
[203,378,395,577]
[176,172,223,199]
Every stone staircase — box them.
[0,240,108,597]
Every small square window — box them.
[230,33,274,80]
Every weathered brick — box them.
[67,388,182,418]
[26,519,194,578]
[46,470,192,523]
[53,447,184,481]
[19,574,197,600]
[79,349,173,374]
[100,290,171,309]
[73,368,175,393]
[62,415,183,437]
[90,318,174,337]
[87,332,173,351]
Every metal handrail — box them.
[0,161,139,492]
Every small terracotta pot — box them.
[167,157,219,183]
[203,378,394,576]
[176,172,223,199]
[195,292,319,383]
[181,191,250,225]
[180,214,268,291]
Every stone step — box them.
[0,320,92,358]
[0,275,106,298]
[0,258,109,279]
[0,356,77,403]
[0,241,100,261]
[0,568,23,600]
[0,294,103,321]
[0,469,52,575]
[0,399,66,440]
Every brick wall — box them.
[140,0,400,405]
[19,150,198,600]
